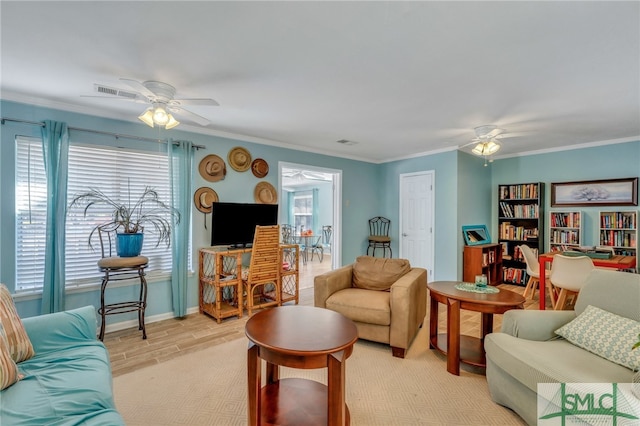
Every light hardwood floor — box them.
[103,263,544,377]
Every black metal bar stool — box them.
[97,228,149,341]
[367,216,392,258]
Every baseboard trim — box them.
[103,306,200,334]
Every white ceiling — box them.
[1,1,639,163]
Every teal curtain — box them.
[287,191,295,226]
[168,139,193,317]
[41,121,69,314]
[312,188,319,234]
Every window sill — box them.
[12,270,194,300]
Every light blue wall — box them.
[457,152,494,276]
[0,100,378,320]
[380,150,471,281]
[3,99,639,323]
[491,141,640,250]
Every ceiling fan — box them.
[282,170,332,182]
[84,78,219,129]
[457,125,510,165]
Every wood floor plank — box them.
[104,258,539,377]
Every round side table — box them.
[245,305,358,426]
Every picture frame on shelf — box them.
[551,177,638,207]
[462,224,491,246]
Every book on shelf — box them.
[500,184,539,200]
[502,267,529,285]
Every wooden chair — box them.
[243,225,281,316]
[367,216,391,258]
[96,226,149,341]
[519,244,554,308]
[550,254,595,310]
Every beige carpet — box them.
[113,326,525,425]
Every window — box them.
[293,192,312,233]
[15,137,179,293]
[15,137,47,292]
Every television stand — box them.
[228,243,253,249]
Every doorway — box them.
[278,162,342,289]
[399,171,435,281]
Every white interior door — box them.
[399,171,435,280]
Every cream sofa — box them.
[485,269,640,425]
[314,256,427,358]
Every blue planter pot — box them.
[116,233,144,257]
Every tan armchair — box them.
[314,256,427,358]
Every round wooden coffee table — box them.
[427,281,525,375]
[245,305,358,426]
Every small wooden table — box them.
[427,281,525,375]
[245,306,358,426]
[537,252,637,310]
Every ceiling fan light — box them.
[471,140,501,156]
[485,139,501,155]
[138,108,155,128]
[471,142,485,156]
[152,105,169,125]
[165,114,180,129]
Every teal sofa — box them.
[0,306,124,425]
[485,269,640,425]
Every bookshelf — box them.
[462,243,503,286]
[498,182,545,286]
[599,211,637,257]
[548,211,583,252]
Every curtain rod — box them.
[1,117,205,150]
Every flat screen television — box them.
[210,202,279,247]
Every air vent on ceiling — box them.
[94,84,139,99]
[336,139,357,146]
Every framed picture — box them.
[551,177,638,207]
[462,224,491,246]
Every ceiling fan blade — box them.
[486,128,504,138]
[496,131,532,139]
[458,141,478,149]
[169,106,211,126]
[119,78,156,99]
[172,98,220,107]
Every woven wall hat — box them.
[193,187,219,213]
[228,147,251,172]
[254,182,277,204]
[198,155,226,182]
[251,158,269,178]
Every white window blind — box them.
[15,137,47,292]
[15,138,180,293]
[65,144,174,286]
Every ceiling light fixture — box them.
[138,103,180,129]
[470,125,503,165]
[471,139,501,156]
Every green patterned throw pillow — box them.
[556,305,640,371]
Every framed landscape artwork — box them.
[462,224,491,246]
[551,177,638,207]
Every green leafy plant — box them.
[69,186,181,250]
[633,333,640,351]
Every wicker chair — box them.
[243,225,281,316]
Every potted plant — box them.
[69,186,181,257]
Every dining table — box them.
[294,234,318,264]
[537,251,637,310]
